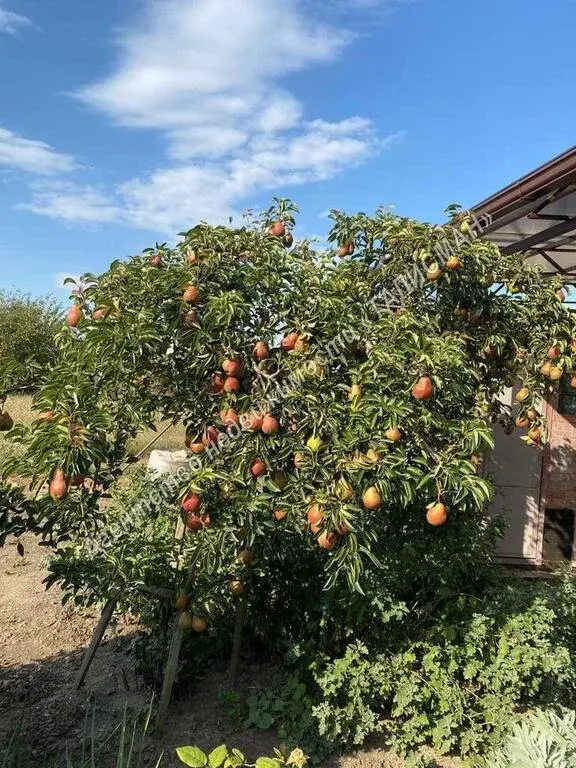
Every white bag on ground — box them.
[147,449,190,476]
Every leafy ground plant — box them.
[176,744,307,768]
[486,708,576,768]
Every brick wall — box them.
[541,398,576,511]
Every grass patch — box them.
[0,394,185,465]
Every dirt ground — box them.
[0,535,460,767]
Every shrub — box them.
[309,578,576,759]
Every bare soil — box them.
[0,535,459,767]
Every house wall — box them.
[488,388,576,564]
[486,387,544,564]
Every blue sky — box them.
[1,0,575,298]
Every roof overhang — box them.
[472,145,576,278]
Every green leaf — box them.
[208,745,229,768]
[176,746,208,767]
[255,759,282,768]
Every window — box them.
[558,373,576,416]
[542,508,574,562]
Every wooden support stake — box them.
[228,596,247,688]
[75,594,119,689]
[156,612,185,733]
[155,564,194,732]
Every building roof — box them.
[473,145,576,278]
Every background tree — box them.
[0,291,62,387]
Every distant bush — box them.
[0,291,62,387]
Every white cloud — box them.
[0,128,77,174]
[76,0,350,159]
[27,123,401,233]
[0,6,31,34]
[25,0,404,232]
[53,272,82,290]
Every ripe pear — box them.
[49,469,69,501]
[66,304,83,328]
[362,486,382,510]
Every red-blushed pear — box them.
[306,503,323,526]
[228,579,245,597]
[317,530,339,550]
[220,408,240,428]
[223,376,240,393]
[208,373,224,395]
[222,358,242,377]
[191,616,207,633]
[556,289,566,302]
[250,458,266,477]
[182,284,199,303]
[528,426,542,443]
[261,414,278,435]
[273,508,288,521]
[280,331,299,351]
[66,304,83,328]
[426,502,448,527]
[445,255,461,270]
[362,486,382,510]
[411,376,434,400]
[571,376,576,390]
[181,493,201,514]
[202,426,219,446]
[515,415,530,428]
[49,469,69,501]
[267,221,285,237]
[245,412,263,431]
[186,440,205,455]
[93,308,108,321]
[526,408,540,421]
[184,512,211,531]
[569,339,576,354]
[426,262,442,281]
[253,341,269,361]
[150,254,163,268]
[337,242,355,258]
[547,345,560,359]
